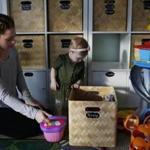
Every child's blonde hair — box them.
[70,37,89,49]
[69,37,89,56]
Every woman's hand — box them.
[71,83,80,89]
[35,110,52,124]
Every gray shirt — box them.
[0,48,38,119]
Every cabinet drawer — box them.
[92,71,127,88]
[92,71,128,107]
[23,71,49,108]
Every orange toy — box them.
[124,114,150,150]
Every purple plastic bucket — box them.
[40,116,67,142]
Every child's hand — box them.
[50,81,59,91]
[71,83,80,89]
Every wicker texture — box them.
[93,0,127,31]
[15,35,46,69]
[48,0,82,32]
[69,86,117,147]
[9,0,45,32]
[132,0,150,31]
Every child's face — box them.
[69,51,86,63]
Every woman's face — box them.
[0,28,16,51]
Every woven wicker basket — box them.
[15,35,46,69]
[48,0,82,32]
[9,0,45,32]
[93,0,127,31]
[69,86,117,147]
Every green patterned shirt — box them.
[53,53,85,101]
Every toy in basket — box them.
[40,116,67,142]
[124,114,150,150]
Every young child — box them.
[50,37,89,116]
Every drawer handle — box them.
[104,0,115,15]
[24,72,33,77]
[143,0,150,9]
[105,71,115,77]
[21,1,32,11]
[59,0,71,9]
[61,39,71,48]
[85,107,100,112]
[23,39,33,48]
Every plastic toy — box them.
[124,114,150,150]
[40,116,67,142]
[125,41,150,149]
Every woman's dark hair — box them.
[0,14,15,34]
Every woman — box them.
[0,13,51,139]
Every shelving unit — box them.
[1,0,148,109]
[87,0,146,108]
[1,0,88,110]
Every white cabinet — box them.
[3,0,148,109]
[87,0,150,108]
[92,70,128,107]
[23,71,50,108]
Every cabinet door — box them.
[23,71,50,108]
[92,70,128,107]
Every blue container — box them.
[139,49,150,61]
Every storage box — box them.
[9,0,45,32]
[69,86,117,147]
[93,0,127,31]
[132,0,150,31]
[48,0,82,32]
[15,35,46,69]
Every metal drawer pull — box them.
[24,72,33,77]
